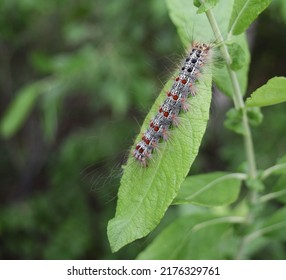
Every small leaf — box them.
[224,108,244,135]
[173,172,243,206]
[247,107,263,126]
[262,207,286,241]
[213,34,250,97]
[0,83,40,138]
[107,72,212,252]
[227,42,246,71]
[223,107,261,134]
[246,77,286,107]
[273,175,286,204]
[271,154,286,203]
[228,0,272,35]
[193,0,201,8]
[137,214,241,259]
[196,0,219,14]
[261,154,286,180]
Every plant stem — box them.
[192,216,246,232]
[204,9,257,181]
[261,163,286,180]
[203,6,259,259]
[259,190,286,203]
[236,221,286,259]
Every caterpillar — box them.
[133,42,211,167]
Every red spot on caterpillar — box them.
[164,111,169,117]
[154,126,159,132]
[142,136,150,145]
[175,77,179,81]
[159,107,163,113]
[139,147,144,154]
[167,92,172,97]
[135,145,140,150]
[181,79,187,84]
[173,95,179,100]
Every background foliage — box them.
[0,0,286,259]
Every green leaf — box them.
[224,108,244,134]
[107,72,212,252]
[173,172,243,206]
[137,214,242,259]
[247,107,263,126]
[261,154,286,180]
[241,208,286,256]
[271,154,286,203]
[214,34,250,97]
[280,0,286,23]
[240,236,269,258]
[228,0,272,35]
[273,175,286,204]
[193,0,201,8]
[166,0,231,45]
[224,107,261,135]
[262,207,286,241]
[246,77,286,107]
[196,0,219,14]
[0,83,40,138]
[227,42,246,71]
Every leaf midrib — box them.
[183,173,245,201]
[229,0,250,35]
[112,142,171,249]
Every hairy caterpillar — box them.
[133,42,211,167]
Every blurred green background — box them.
[0,0,285,259]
